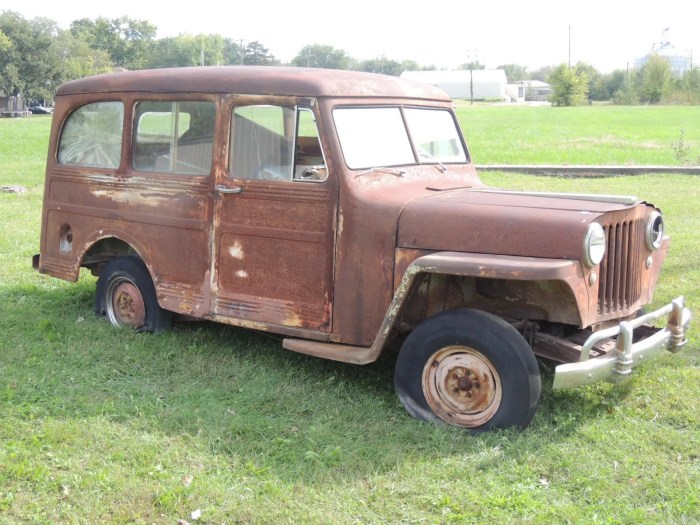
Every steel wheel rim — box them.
[105,277,146,329]
[422,345,502,428]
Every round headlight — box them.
[645,211,664,250]
[583,222,606,267]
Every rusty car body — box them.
[34,66,691,430]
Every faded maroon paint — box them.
[36,66,670,365]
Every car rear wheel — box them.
[395,309,541,430]
[95,256,172,332]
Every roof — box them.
[56,66,450,101]
[508,80,551,88]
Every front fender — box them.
[371,251,588,360]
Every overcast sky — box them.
[6,0,700,72]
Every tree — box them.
[547,63,589,106]
[292,44,350,70]
[600,70,628,101]
[355,56,403,76]
[574,62,608,100]
[70,16,156,70]
[242,41,273,65]
[55,30,113,81]
[148,34,225,68]
[459,61,486,70]
[529,65,555,82]
[0,11,62,100]
[640,54,672,104]
[497,64,528,82]
[222,38,242,65]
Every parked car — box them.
[33,67,691,431]
[29,105,53,114]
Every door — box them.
[212,102,336,332]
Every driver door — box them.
[212,102,336,332]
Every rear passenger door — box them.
[212,101,337,333]
[126,99,216,316]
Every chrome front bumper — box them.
[553,296,692,389]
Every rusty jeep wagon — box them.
[34,66,691,430]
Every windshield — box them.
[333,106,468,170]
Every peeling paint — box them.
[91,189,167,207]
[228,242,244,260]
[236,270,248,278]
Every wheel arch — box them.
[366,251,588,363]
[80,230,153,278]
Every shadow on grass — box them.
[0,278,639,484]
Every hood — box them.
[397,188,638,260]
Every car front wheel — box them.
[395,309,541,430]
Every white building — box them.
[635,28,693,75]
[506,80,552,103]
[400,70,507,101]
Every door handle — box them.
[216,185,242,194]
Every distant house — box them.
[400,69,507,101]
[505,80,551,103]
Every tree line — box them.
[1,11,698,106]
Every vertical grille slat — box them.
[597,219,644,315]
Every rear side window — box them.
[133,101,215,175]
[58,102,124,168]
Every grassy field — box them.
[0,110,698,524]
[456,103,700,166]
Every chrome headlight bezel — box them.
[583,222,606,268]
[645,211,664,251]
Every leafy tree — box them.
[529,65,555,82]
[600,70,628,100]
[70,16,156,70]
[574,62,609,100]
[0,11,62,100]
[292,44,350,70]
[547,63,589,106]
[242,41,273,65]
[640,54,672,104]
[459,61,486,70]
[497,64,528,82]
[0,29,12,90]
[148,34,225,68]
[222,38,243,65]
[354,59,430,76]
[55,30,113,81]
[355,56,403,76]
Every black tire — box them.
[95,255,172,332]
[394,309,541,430]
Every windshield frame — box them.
[331,104,470,171]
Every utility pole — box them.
[466,49,477,105]
[568,25,571,68]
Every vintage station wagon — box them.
[34,66,691,430]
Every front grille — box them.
[597,219,645,314]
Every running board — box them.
[282,338,373,365]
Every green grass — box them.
[1,110,699,524]
[456,104,700,166]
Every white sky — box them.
[5,0,700,72]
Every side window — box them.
[294,107,327,182]
[58,101,124,168]
[133,101,215,175]
[230,105,294,181]
[230,105,326,182]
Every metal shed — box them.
[400,70,507,101]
